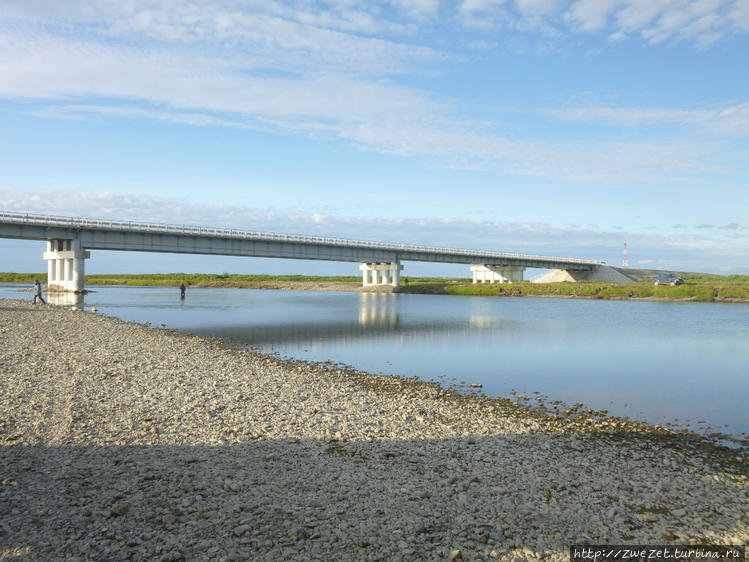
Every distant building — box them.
[653,274,684,286]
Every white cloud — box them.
[461,0,507,13]
[4,0,748,55]
[566,0,745,46]
[512,0,747,46]
[608,30,627,41]
[343,119,720,182]
[0,1,444,76]
[434,0,749,47]
[514,0,566,17]
[565,0,624,31]
[388,0,442,19]
[30,104,252,129]
[0,28,443,124]
[635,0,731,45]
[458,0,509,27]
[730,0,749,30]
[550,103,749,136]
[614,0,664,31]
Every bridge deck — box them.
[0,212,603,269]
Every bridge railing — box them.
[0,211,603,266]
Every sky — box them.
[1,0,748,277]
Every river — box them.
[2,283,747,441]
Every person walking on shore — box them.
[33,279,46,304]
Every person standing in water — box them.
[33,279,46,304]
[180,283,186,299]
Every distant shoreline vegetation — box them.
[398,275,749,302]
[0,272,360,287]
[1,271,748,302]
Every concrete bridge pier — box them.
[43,239,90,293]
[360,262,404,287]
[471,265,524,284]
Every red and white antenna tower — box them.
[622,241,628,268]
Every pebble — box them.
[110,503,130,517]
[232,525,252,537]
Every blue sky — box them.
[1,0,748,276]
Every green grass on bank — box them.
[0,273,48,283]
[397,274,749,302]
[82,273,363,287]
[2,271,749,302]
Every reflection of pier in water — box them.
[47,292,85,307]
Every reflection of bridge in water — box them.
[42,291,520,348]
[186,316,513,348]
[187,294,516,348]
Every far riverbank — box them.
[3,270,749,302]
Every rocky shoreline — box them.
[1,299,746,561]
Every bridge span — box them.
[0,211,616,292]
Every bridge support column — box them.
[471,265,524,284]
[44,239,90,293]
[360,262,404,287]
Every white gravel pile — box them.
[0,299,746,561]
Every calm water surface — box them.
[2,283,747,439]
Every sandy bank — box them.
[0,299,746,561]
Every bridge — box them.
[0,211,624,292]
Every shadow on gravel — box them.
[1,434,746,561]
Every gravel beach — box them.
[1,299,746,561]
